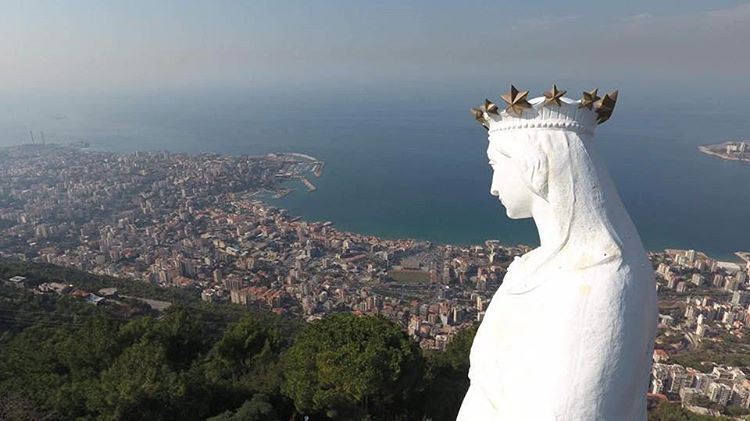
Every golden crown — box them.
[470,84,619,133]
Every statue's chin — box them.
[504,207,531,220]
[498,197,532,219]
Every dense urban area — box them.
[2,143,750,419]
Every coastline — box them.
[2,142,747,262]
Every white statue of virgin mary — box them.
[457,86,657,420]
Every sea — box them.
[1,86,749,260]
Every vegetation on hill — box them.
[648,400,731,421]
[282,313,424,420]
[670,331,750,373]
[0,259,475,420]
[0,259,729,420]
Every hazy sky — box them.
[2,0,750,94]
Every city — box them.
[0,143,527,350]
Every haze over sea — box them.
[1,85,749,260]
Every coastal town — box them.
[0,143,526,351]
[699,141,750,163]
[2,143,750,417]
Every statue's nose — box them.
[490,187,500,197]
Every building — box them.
[737,271,748,284]
[5,275,27,288]
[691,273,703,287]
[707,382,732,406]
[713,274,725,287]
[733,291,749,306]
[731,381,750,408]
[725,277,740,292]
[679,387,700,405]
[694,373,711,393]
[653,349,670,363]
[84,293,105,306]
[669,366,692,394]
[201,290,216,302]
[696,323,707,338]
[685,304,696,320]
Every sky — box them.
[1,0,750,96]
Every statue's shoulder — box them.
[502,253,627,295]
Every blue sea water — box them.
[1,87,749,260]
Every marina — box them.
[268,152,323,194]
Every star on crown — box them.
[594,91,618,124]
[500,85,531,116]
[543,84,566,107]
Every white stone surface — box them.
[457,96,658,420]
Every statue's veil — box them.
[489,128,646,293]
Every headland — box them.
[698,141,750,163]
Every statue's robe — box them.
[458,251,656,420]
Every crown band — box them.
[488,120,593,136]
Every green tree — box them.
[87,308,213,420]
[93,340,189,420]
[202,315,293,417]
[207,394,279,421]
[0,393,54,421]
[156,306,209,369]
[53,316,122,418]
[725,404,750,417]
[0,259,306,420]
[212,316,282,375]
[648,400,730,421]
[281,313,424,420]
[422,325,477,421]
[0,325,71,414]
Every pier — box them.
[299,176,317,192]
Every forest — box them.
[0,258,473,420]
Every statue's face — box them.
[487,145,535,219]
